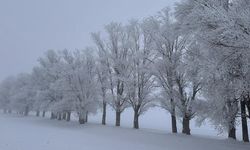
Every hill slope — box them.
[0,114,249,150]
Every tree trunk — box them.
[102,102,107,125]
[85,111,88,123]
[3,109,7,114]
[170,99,177,133]
[57,113,62,120]
[24,106,29,116]
[50,112,57,119]
[62,112,67,120]
[115,111,121,127]
[228,126,236,139]
[8,109,12,114]
[66,112,71,121]
[42,111,46,117]
[241,100,249,142]
[133,108,139,129]
[246,99,250,116]
[36,111,40,117]
[182,116,191,135]
[79,118,85,124]
[79,113,86,124]
[171,114,177,133]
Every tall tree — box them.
[58,49,99,124]
[92,33,110,125]
[146,9,187,133]
[175,0,250,141]
[92,23,130,126]
[126,20,156,129]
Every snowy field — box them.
[0,109,249,150]
[89,107,250,140]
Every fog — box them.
[0,0,177,80]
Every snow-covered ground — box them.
[0,111,249,150]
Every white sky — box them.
[0,0,178,80]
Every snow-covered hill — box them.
[0,114,249,150]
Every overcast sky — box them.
[0,0,177,80]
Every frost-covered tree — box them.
[92,22,130,126]
[32,66,53,117]
[0,74,36,116]
[145,9,188,133]
[92,33,110,125]
[175,0,250,141]
[174,42,203,135]
[0,76,15,113]
[35,49,63,119]
[125,20,156,129]
[58,49,99,124]
[10,73,36,116]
